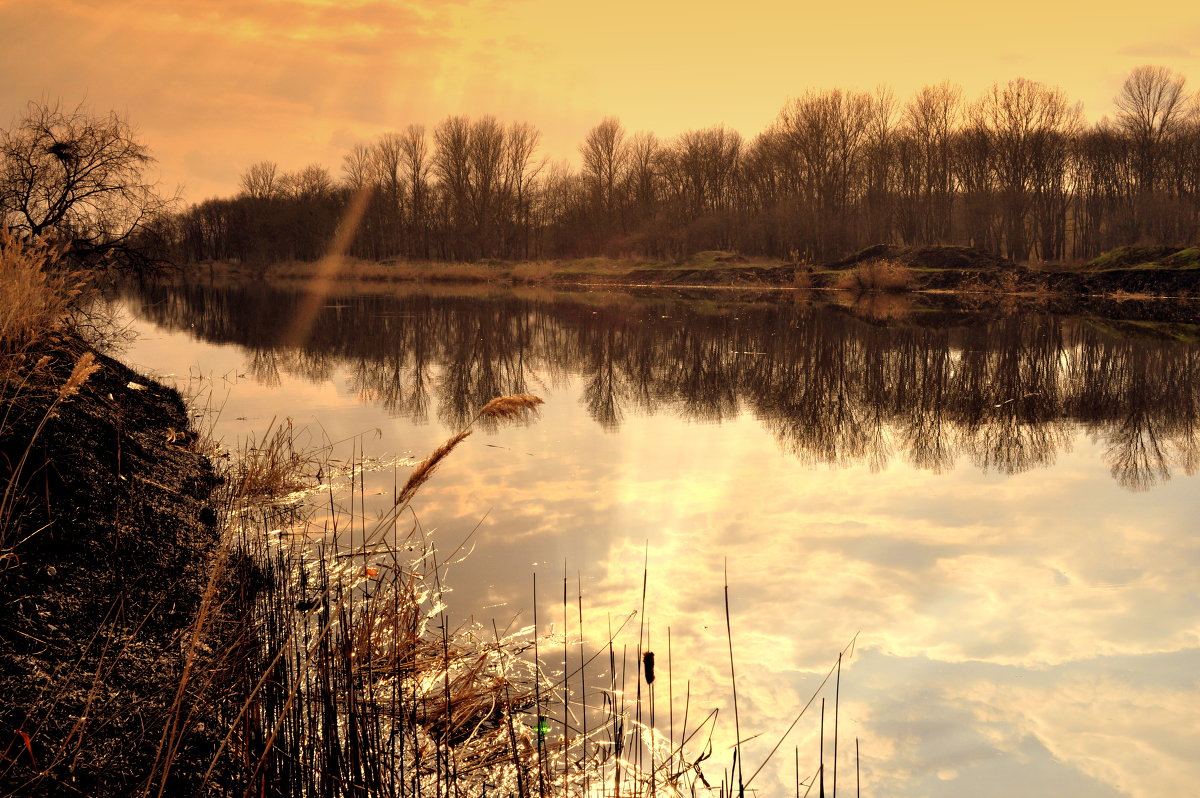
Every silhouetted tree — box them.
[239,161,281,200]
[0,99,172,270]
[579,117,629,247]
[160,66,1200,269]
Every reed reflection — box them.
[126,284,1200,490]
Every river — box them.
[112,282,1200,798]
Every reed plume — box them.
[396,429,472,509]
[55,351,100,402]
[478,393,544,421]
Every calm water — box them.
[114,283,1200,797]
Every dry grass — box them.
[1110,289,1157,302]
[479,393,545,420]
[0,230,89,368]
[792,265,814,290]
[228,418,319,502]
[3,371,843,794]
[153,390,736,797]
[834,258,914,292]
[394,427,472,509]
[0,234,99,554]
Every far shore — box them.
[165,244,1200,302]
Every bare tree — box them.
[341,143,377,189]
[433,116,472,257]
[0,99,172,268]
[627,131,660,215]
[659,126,742,252]
[1113,65,1191,239]
[373,133,405,208]
[900,82,962,243]
[579,117,629,234]
[398,125,430,257]
[777,89,873,258]
[965,79,1081,259]
[863,85,899,242]
[278,164,335,200]
[467,116,506,256]
[239,160,280,199]
[1115,65,1189,178]
[502,122,543,257]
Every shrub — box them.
[835,258,914,292]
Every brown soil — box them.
[552,244,1200,299]
[830,243,1017,271]
[0,336,219,796]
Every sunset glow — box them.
[5,0,1198,200]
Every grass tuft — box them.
[834,259,914,292]
[229,418,317,501]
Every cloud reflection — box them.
[117,287,1200,796]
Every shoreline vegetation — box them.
[172,243,1200,301]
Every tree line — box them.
[162,66,1200,266]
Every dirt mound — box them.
[1087,245,1187,270]
[829,244,903,268]
[1,337,219,795]
[831,244,1014,271]
[903,245,1014,271]
[677,250,750,267]
[1161,247,1200,268]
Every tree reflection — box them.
[125,284,1200,491]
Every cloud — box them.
[1118,42,1195,58]
[946,669,1200,798]
[0,0,528,199]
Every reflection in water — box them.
[126,284,1199,491]
[117,283,1200,797]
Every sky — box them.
[3,0,1199,202]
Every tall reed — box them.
[0,230,94,556]
[163,391,836,797]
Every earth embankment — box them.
[0,336,219,795]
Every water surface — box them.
[116,283,1200,797]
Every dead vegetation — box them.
[227,419,319,502]
[0,232,98,558]
[3,236,866,795]
[153,395,740,797]
[834,259,914,292]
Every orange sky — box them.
[3,0,1198,202]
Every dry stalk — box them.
[478,393,545,421]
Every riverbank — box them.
[0,322,686,796]
[175,244,1200,300]
[0,333,221,794]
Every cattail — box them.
[643,651,655,685]
[478,393,544,421]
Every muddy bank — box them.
[174,245,1200,301]
[0,336,219,795]
[563,245,1200,298]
